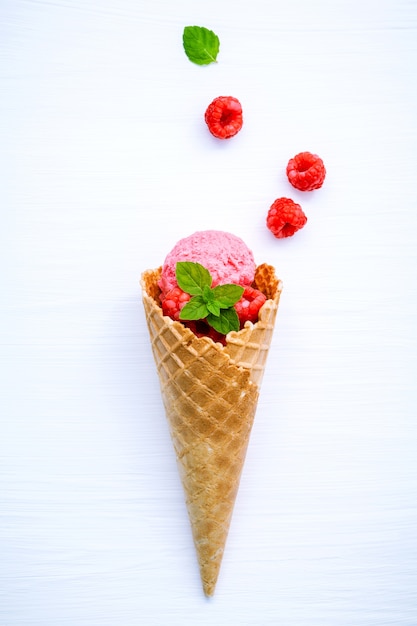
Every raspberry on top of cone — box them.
[158,230,268,343]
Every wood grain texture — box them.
[1,0,416,624]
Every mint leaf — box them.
[202,284,214,302]
[179,296,208,321]
[211,284,244,308]
[183,26,220,65]
[206,300,221,317]
[175,261,244,337]
[201,284,220,316]
[207,308,240,334]
[176,262,212,295]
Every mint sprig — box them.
[176,261,243,334]
[182,26,220,66]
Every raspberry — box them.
[234,286,267,328]
[161,281,267,342]
[160,287,191,321]
[204,96,243,139]
[160,288,227,344]
[266,197,307,238]
[286,151,326,191]
[186,320,227,345]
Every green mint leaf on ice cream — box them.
[176,261,244,334]
[212,284,245,308]
[183,26,220,65]
[179,296,209,321]
[176,261,211,295]
[207,308,240,335]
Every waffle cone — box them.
[141,264,282,596]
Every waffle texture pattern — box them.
[141,264,282,595]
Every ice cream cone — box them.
[141,264,282,596]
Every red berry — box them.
[234,286,267,327]
[186,320,227,345]
[204,96,243,139]
[286,151,326,191]
[161,288,227,344]
[266,197,307,238]
[160,287,190,321]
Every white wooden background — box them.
[1,1,417,624]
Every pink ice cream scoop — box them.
[158,230,256,296]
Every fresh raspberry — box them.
[186,320,227,345]
[234,286,267,328]
[286,151,326,191]
[160,288,227,344]
[204,96,243,139]
[266,197,307,238]
[160,287,191,321]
